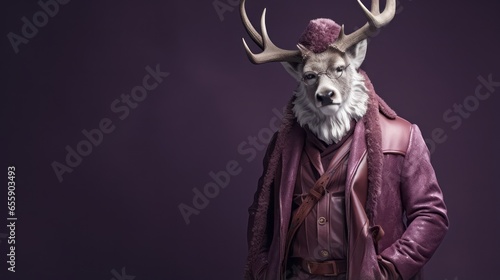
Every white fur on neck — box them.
[292,72,369,144]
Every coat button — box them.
[320,250,329,257]
[318,217,327,225]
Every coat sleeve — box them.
[246,132,279,280]
[380,124,449,279]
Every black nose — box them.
[316,91,335,105]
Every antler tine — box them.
[358,0,395,28]
[240,1,301,64]
[331,0,396,53]
[371,0,380,15]
[240,0,263,48]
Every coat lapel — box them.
[345,120,368,207]
[345,118,384,280]
[278,122,305,262]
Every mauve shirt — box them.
[290,124,355,263]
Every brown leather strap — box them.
[290,257,347,276]
[282,136,353,276]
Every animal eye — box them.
[304,73,317,80]
[335,66,345,72]
[302,72,318,85]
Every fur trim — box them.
[360,71,383,221]
[359,70,397,120]
[244,96,296,279]
[358,70,399,220]
[359,69,396,219]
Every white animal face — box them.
[301,49,352,116]
[289,40,370,144]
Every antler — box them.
[240,0,302,64]
[331,0,396,53]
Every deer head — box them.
[240,0,396,144]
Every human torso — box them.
[288,126,353,279]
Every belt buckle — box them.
[306,261,313,274]
[324,261,339,277]
[306,260,339,277]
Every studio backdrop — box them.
[1,0,499,279]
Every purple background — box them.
[1,0,499,279]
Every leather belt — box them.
[290,257,347,276]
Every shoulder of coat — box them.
[378,113,412,155]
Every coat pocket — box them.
[369,224,385,255]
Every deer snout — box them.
[315,91,339,107]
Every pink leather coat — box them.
[246,110,449,280]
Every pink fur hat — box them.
[298,18,342,53]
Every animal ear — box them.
[280,62,303,82]
[347,39,367,70]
